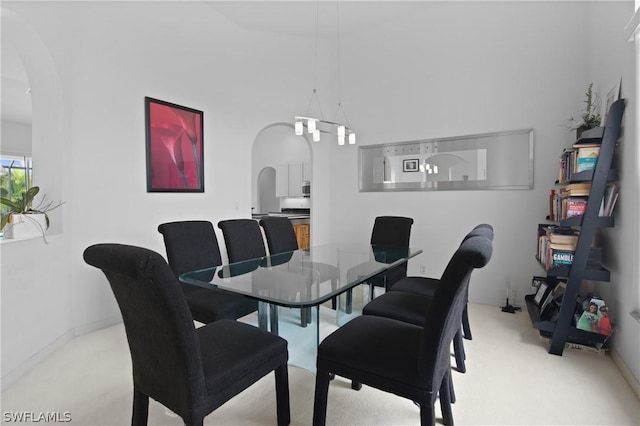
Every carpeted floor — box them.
[2,303,638,425]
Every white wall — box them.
[1,120,31,155]
[1,1,637,389]
[328,1,590,304]
[586,1,639,386]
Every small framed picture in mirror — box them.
[403,159,419,172]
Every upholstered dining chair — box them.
[363,224,494,373]
[367,216,414,294]
[259,216,339,311]
[217,219,267,263]
[312,236,493,426]
[218,218,311,328]
[158,220,258,324]
[83,243,290,426]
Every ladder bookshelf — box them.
[525,98,625,355]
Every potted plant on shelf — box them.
[567,82,602,139]
[1,186,64,242]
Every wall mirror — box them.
[359,129,533,191]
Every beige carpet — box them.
[2,303,639,425]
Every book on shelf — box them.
[575,296,612,337]
[563,197,588,218]
[540,281,566,321]
[574,144,600,172]
[562,182,591,196]
[548,243,576,268]
[601,182,620,217]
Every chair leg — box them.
[439,371,454,426]
[449,372,456,404]
[132,386,149,426]
[331,279,338,310]
[300,308,307,327]
[313,367,331,426]
[453,328,466,373]
[419,403,435,426]
[345,289,353,314]
[351,380,362,390]
[462,304,472,340]
[274,364,291,426]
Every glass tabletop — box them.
[180,243,423,308]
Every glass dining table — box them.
[180,243,423,371]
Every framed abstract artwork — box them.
[145,97,204,192]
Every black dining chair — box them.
[312,235,493,426]
[361,216,414,301]
[363,224,494,373]
[343,216,413,313]
[218,218,311,328]
[83,243,290,426]
[158,220,258,324]
[259,216,339,311]
[391,224,494,341]
[217,219,267,263]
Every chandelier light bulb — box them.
[313,129,320,142]
[308,119,316,134]
[338,134,345,145]
[295,121,303,136]
[433,165,439,174]
[349,133,356,145]
[337,125,345,138]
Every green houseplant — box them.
[567,83,602,138]
[1,186,64,241]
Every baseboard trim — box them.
[610,348,640,401]
[1,330,74,392]
[1,316,122,392]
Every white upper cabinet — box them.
[288,162,303,197]
[276,164,289,198]
[276,162,310,197]
[303,162,312,182]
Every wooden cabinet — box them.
[293,223,310,249]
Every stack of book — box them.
[536,226,579,269]
[558,143,601,182]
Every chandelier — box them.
[294,1,355,145]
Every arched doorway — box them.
[257,166,278,214]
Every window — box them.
[0,155,33,205]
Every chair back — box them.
[259,216,298,254]
[370,216,414,247]
[369,216,414,288]
[158,220,223,278]
[418,236,493,388]
[218,219,267,262]
[83,244,205,417]
[464,223,494,242]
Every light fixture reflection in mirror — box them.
[360,129,533,191]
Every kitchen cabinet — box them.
[276,162,310,197]
[293,223,310,249]
[288,163,303,197]
[303,162,312,182]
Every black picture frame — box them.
[145,97,204,192]
[403,159,419,172]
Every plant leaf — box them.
[0,197,22,211]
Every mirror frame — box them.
[358,128,534,192]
